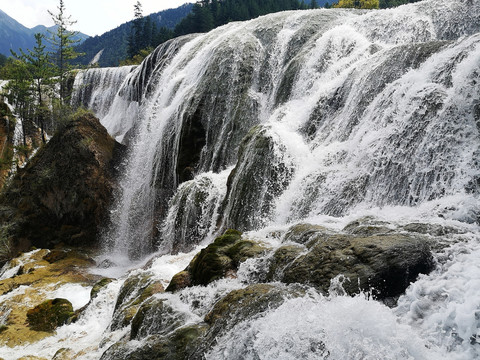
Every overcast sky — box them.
[0,0,194,36]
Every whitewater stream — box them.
[1,0,480,358]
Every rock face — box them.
[0,110,123,258]
[220,125,294,232]
[110,273,165,331]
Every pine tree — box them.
[128,1,145,58]
[3,59,33,147]
[48,0,83,106]
[10,33,53,143]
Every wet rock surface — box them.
[0,249,99,348]
[166,229,266,291]
[0,111,123,259]
[279,222,435,299]
[110,273,165,331]
[26,298,74,332]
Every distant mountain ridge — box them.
[75,4,194,67]
[0,9,89,57]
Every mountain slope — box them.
[0,9,89,57]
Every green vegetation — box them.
[74,4,193,67]
[334,0,379,8]
[48,0,84,106]
[0,0,83,146]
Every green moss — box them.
[226,240,265,267]
[90,278,113,299]
[167,229,267,291]
[26,298,74,332]
[165,271,191,292]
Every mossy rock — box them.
[90,278,114,299]
[26,298,74,332]
[197,283,304,354]
[42,250,68,263]
[343,217,393,236]
[100,324,208,360]
[131,297,188,340]
[283,223,330,247]
[166,229,266,291]
[164,271,191,293]
[266,245,304,281]
[220,125,295,231]
[111,273,164,330]
[281,232,434,299]
[0,111,123,258]
[52,348,75,360]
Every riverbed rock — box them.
[110,273,164,330]
[187,283,305,357]
[0,249,100,347]
[343,217,394,236]
[100,324,208,360]
[266,245,305,281]
[166,229,266,291]
[26,298,74,332]
[0,110,124,259]
[130,297,188,340]
[283,223,331,247]
[279,224,435,299]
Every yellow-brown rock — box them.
[0,249,100,348]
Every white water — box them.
[45,0,480,358]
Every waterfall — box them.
[71,0,479,258]
[3,0,478,359]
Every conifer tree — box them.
[48,0,82,106]
[128,1,145,58]
[11,33,53,143]
[3,59,33,147]
[334,0,379,8]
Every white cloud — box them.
[0,0,193,36]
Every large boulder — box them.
[101,284,303,360]
[166,229,266,292]
[276,223,435,299]
[100,324,208,360]
[26,298,74,332]
[0,110,124,257]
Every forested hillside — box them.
[74,4,193,67]
[74,0,420,67]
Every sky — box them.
[0,0,194,36]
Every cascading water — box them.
[49,0,480,358]
[72,0,480,260]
